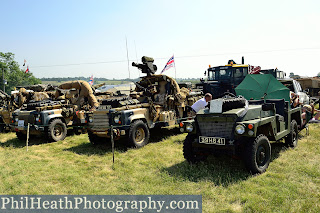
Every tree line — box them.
[0,52,41,93]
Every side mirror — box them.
[262,103,274,111]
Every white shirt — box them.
[191,97,208,113]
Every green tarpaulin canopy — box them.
[235,74,290,102]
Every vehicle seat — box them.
[266,99,285,117]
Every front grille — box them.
[91,114,110,131]
[18,114,35,125]
[197,116,235,139]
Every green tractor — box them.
[181,74,302,174]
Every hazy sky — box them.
[1,0,319,79]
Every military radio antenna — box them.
[125,36,130,80]
[126,36,133,91]
[134,40,140,77]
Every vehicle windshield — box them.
[208,67,247,81]
[208,68,232,81]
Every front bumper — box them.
[11,124,45,132]
[88,126,127,139]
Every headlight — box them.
[89,117,93,123]
[114,116,120,124]
[15,117,19,122]
[235,124,245,134]
[186,124,194,132]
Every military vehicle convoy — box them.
[87,56,202,148]
[11,81,99,141]
[181,74,302,174]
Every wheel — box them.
[73,127,82,135]
[245,134,271,174]
[88,131,107,146]
[47,119,67,142]
[16,131,27,141]
[128,120,150,148]
[183,134,208,163]
[285,120,298,148]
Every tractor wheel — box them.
[245,134,271,174]
[285,120,298,148]
[183,134,207,163]
[128,120,150,148]
[47,119,67,142]
[88,131,107,146]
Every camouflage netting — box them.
[58,80,99,109]
[16,84,56,92]
[13,88,50,108]
[133,74,201,119]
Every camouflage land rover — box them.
[12,80,99,141]
[181,74,302,174]
[87,56,202,148]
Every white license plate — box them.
[18,120,24,127]
[199,136,225,145]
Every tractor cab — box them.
[199,58,251,99]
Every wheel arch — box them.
[47,115,66,125]
[256,123,275,141]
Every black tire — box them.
[183,134,208,163]
[245,134,271,174]
[88,131,107,146]
[222,97,246,112]
[285,120,298,148]
[47,119,67,142]
[128,120,150,148]
[0,124,4,133]
[16,131,27,141]
[73,127,82,135]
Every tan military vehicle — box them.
[295,77,320,101]
[12,81,99,141]
[0,89,13,132]
[87,56,202,148]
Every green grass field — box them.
[0,125,319,212]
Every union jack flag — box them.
[249,65,261,74]
[88,75,94,85]
[161,55,175,73]
[25,66,29,73]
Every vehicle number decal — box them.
[18,120,24,127]
[199,136,225,145]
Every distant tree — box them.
[0,52,41,92]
